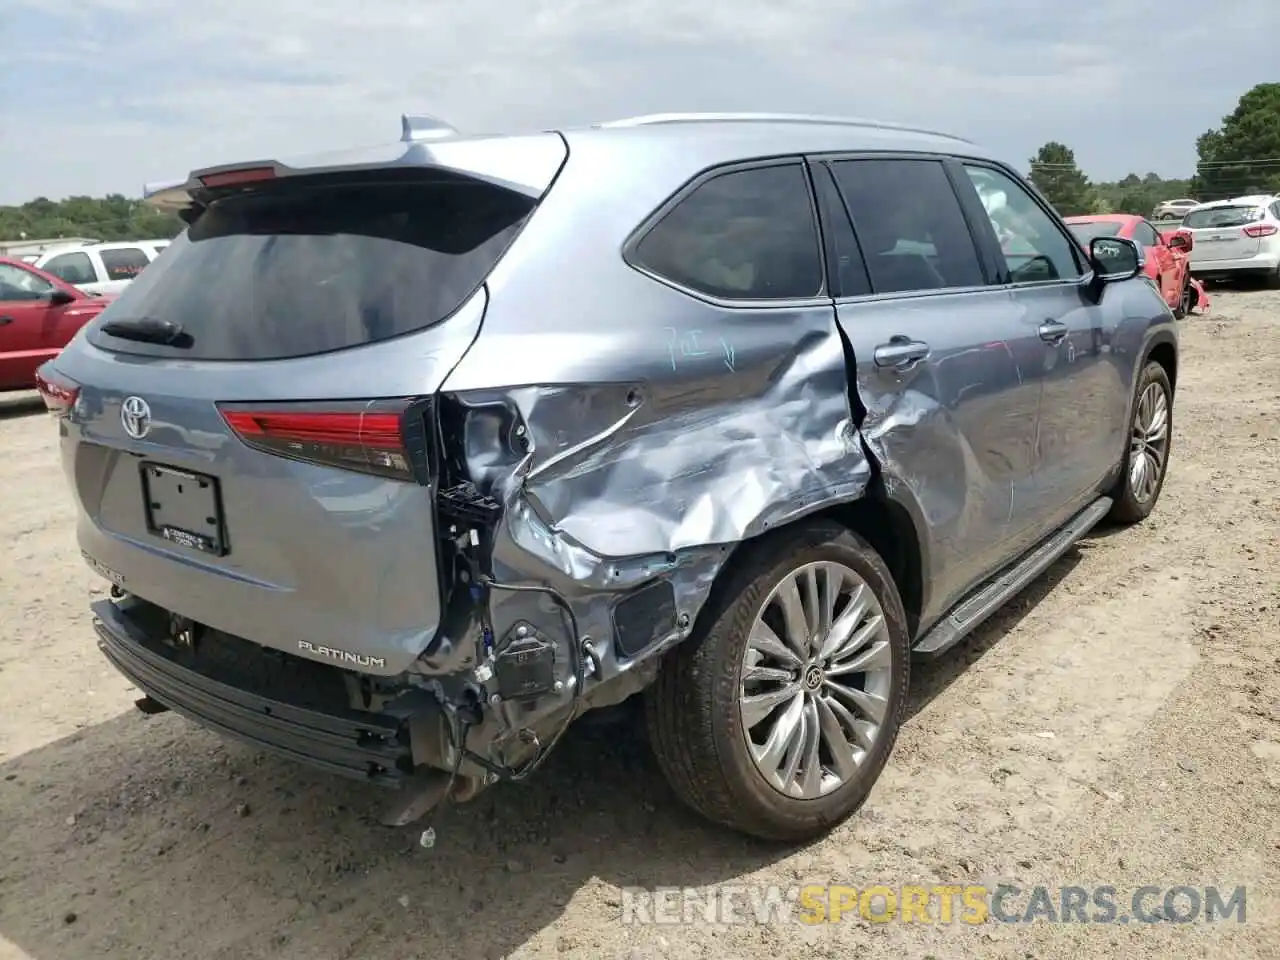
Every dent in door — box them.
[840,291,1038,613]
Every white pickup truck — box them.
[35,240,171,296]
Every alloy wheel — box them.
[1129,381,1169,503]
[738,561,893,799]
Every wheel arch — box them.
[703,487,928,644]
[818,492,926,639]
[1146,332,1178,395]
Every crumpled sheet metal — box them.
[498,327,870,561]
[445,318,874,687]
[1189,278,1210,314]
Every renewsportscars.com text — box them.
[619,883,1247,926]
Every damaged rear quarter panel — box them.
[437,136,873,694]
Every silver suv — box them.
[37,112,1177,841]
[1152,198,1200,221]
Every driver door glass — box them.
[0,263,55,301]
[963,165,1083,284]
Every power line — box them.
[1029,158,1280,172]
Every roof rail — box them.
[401,113,459,142]
[594,112,972,143]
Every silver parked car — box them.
[37,112,1177,841]
[1152,198,1199,221]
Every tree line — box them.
[3,83,1278,241]
[1029,82,1280,217]
[0,194,184,245]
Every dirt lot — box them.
[2,289,1278,960]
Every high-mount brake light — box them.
[218,401,416,481]
[198,167,277,188]
[1242,223,1278,238]
[34,367,80,418]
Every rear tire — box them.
[646,520,911,842]
[1108,361,1173,524]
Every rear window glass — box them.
[87,176,536,360]
[1067,221,1123,244]
[1182,206,1261,229]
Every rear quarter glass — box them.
[84,174,537,361]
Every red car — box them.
[0,257,116,392]
[1064,214,1200,317]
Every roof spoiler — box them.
[140,110,562,213]
[143,113,461,212]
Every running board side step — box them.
[912,497,1112,657]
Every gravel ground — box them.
[1,288,1278,960]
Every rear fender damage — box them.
[409,324,876,789]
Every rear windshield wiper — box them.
[100,317,192,348]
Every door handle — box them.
[1038,321,1068,343]
[873,338,930,369]
[0,316,13,326]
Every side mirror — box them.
[48,288,76,305]
[1089,236,1143,281]
[1167,232,1192,252]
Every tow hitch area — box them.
[379,770,486,828]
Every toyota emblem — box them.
[121,396,153,440]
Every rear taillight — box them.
[34,366,80,418]
[217,400,417,481]
[1243,223,1278,238]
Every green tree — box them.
[1028,142,1094,216]
[0,194,184,243]
[1190,83,1280,200]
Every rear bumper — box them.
[1190,250,1280,275]
[92,598,413,786]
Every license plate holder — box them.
[141,462,228,556]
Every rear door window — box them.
[87,174,537,360]
[629,163,824,301]
[810,163,872,298]
[99,247,152,281]
[827,158,986,294]
[42,251,97,285]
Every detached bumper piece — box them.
[92,599,412,786]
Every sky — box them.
[1,0,1276,205]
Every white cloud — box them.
[1,0,1276,202]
